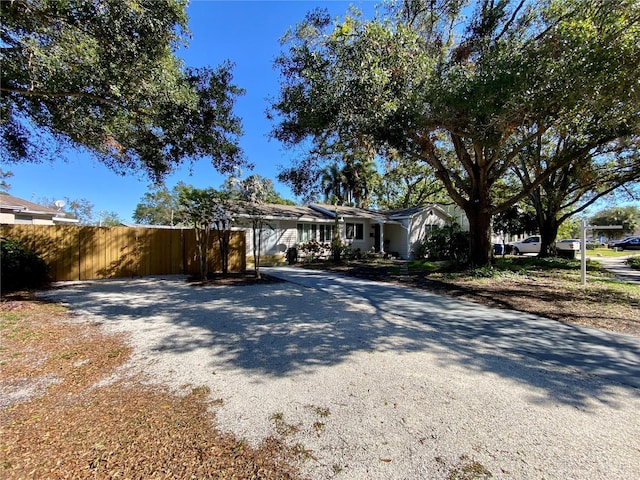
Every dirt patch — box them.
[431,276,640,335]
[0,294,303,479]
[188,272,286,287]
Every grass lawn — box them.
[587,247,639,258]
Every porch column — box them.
[379,222,385,253]
[405,219,411,259]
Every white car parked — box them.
[508,236,581,255]
[508,236,541,254]
[556,239,581,252]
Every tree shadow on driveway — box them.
[41,272,640,409]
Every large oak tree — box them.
[270,0,640,266]
[513,133,640,256]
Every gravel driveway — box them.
[40,270,640,480]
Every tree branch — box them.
[493,143,592,214]
[495,0,527,42]
[417,132,467,207]
[557,182,627,224]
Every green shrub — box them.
[411,237,430,260]
[470,265,498,278]
[330,239,352,262]
[348,248,370,260]
[413,224,469,262]
[1,238,50,292]
[507,256,577,269]
[286,246,298,265]
[407,259,439,272]
[627,256,640,270]
[492,255,610,273]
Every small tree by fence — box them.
[232,175,273,279]
[176,186,235,279]
[0,224,245,283]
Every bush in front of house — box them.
[585,241,599,250]
[1,238,50,292]
[298,239,331,261]
[330,239,351,262]
[627,256,640,270]
[286,246,298,265]
[413,224,469,263]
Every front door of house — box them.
[374,224,381,252]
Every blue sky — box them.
[6,0,377,222]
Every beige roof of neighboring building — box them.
[0,193,79,223]
[1,192,62,214]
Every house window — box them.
[297,224,316,243]
[14,214,33,225]
[319,225,334,242]
[297,223,334,243]
[346,222,364,240]
[424,224,438,235]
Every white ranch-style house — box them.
[235,202,469,265]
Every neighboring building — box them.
[234,202,463,264]
[0,193,79,225]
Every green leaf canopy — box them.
[270,0,640,266]
[1,0,246,180]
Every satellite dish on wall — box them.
[54,200,65,211]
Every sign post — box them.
[580,220,622,286]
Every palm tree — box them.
[342,157,379,208]
[320,163,348,205]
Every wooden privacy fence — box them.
[1,225,246,282]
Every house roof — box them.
[385,204,453,220]
[233,202,333,222]
[1,193,60,214]
[382,206,426,218]
[311,203,453,223]
[0,193,79,223]
[232,201,454,224]
[310,203,390,222]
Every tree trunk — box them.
[253,220,262,279]
[195,225,209,280]
[218,229,230,274]
[423,134,495,267]
[332,208,342,262]
[538,217,560,258]
[464,202,493,267]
